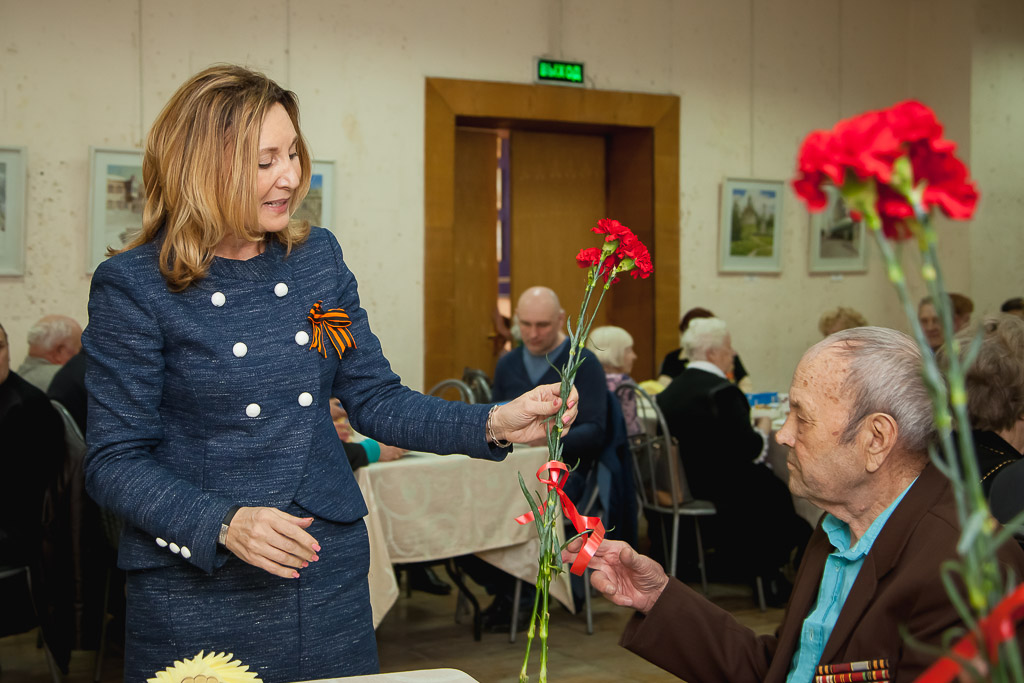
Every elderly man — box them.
[16,315,82,391]
[567,326,1024,682]
[656,317,809,600]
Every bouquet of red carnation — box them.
[515,219,651,683]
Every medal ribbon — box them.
[515,460,605,576]
[307,300,356,359]
[915,581,1024,682]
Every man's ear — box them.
[863,412,898,472]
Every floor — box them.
[0,577,782,682]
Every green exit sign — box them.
[535,58,585,86]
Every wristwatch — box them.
[218,506,241,546]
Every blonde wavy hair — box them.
[116,64,312,291]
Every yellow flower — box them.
[148,651,261,683]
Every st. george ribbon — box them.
[515,460,605,576]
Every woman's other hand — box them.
[488,382,579,445]
[224,506,320,578]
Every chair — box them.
[461,368,493,404]
[427,378,476,404]
[0,565,62,682]
[616,383,767,611]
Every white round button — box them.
[211,292,226,307]
[295,330,310,345]
[246,403,262,418]
[274,282,289,297]
[180,546,191,559]
[233,342,248,358]
[298,392,313,407]
[156,537,168,547]
[169,543,180,554]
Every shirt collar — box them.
[687,359,726,379]
[822,477,918,560]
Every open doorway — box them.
[424,78,679,391]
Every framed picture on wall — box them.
[88,148,145,273]
[293,160,335,228]
[808,185,867,273]
[0,146,27,276]
[719,178,784,273]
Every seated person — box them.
[818,306,867,337]
[919,293,974,352]
[1001,296,1024,319]
[330,397,405,469]
[586,325,642,435]
[657,318,810,594]
[16,315,82,391]
[47,349,87,435]
[566,326,1024,682]
[941,315,1024,494]
[658,307,752,392]
[492,286,607,502]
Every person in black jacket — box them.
[656,318,809,595]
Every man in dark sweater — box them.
[493,286,607,502]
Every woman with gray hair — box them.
[587,325,641,434]
[945,315,1024,496]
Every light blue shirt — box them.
[786,479,916,682]
[523,337,569,385]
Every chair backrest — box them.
[461,368,493,404]
[614,382,693,515]
[426,378,476,403]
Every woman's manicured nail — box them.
[312,543,321,552]
[292,571,300,579]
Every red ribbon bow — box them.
[307,300,356,359]
[914,582,1024,682]
[515,460,605,576]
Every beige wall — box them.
[0,0,1020,392]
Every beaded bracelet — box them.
[487,404,513,448]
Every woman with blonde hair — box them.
[587,325,641,434]
[82,65,576,682]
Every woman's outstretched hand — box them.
[488,382,579,446]
[224,506,320,578]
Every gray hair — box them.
[27,317,79,351]
[586,325,634,370]
[821,326,936,454]
[681,317,728,360]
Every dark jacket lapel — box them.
[819,464,948,664]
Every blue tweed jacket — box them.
[83,227,507,575]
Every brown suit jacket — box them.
[620,463,1024,682]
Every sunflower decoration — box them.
[148,651,262,683]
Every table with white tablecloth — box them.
[295,667,478,682]
[355,445,572,628]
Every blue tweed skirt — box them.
[124,515,378,683]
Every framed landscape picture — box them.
[293,160,335,228]
[809,185,867,273]
[719,178,784,273]
[0,146,27,275]
[89,148,145,273]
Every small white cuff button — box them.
[156,537,168,547]
[274,282,289,297]
[211,292,226,307]
[169,543,180,554]
[246,403,262,418]
[295,330,310,345]
[180,546,191,559]
[233,342,248,357]
[298,392,313,407]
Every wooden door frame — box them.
[424,77,680,389]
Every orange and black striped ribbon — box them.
[307,300,356,359]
